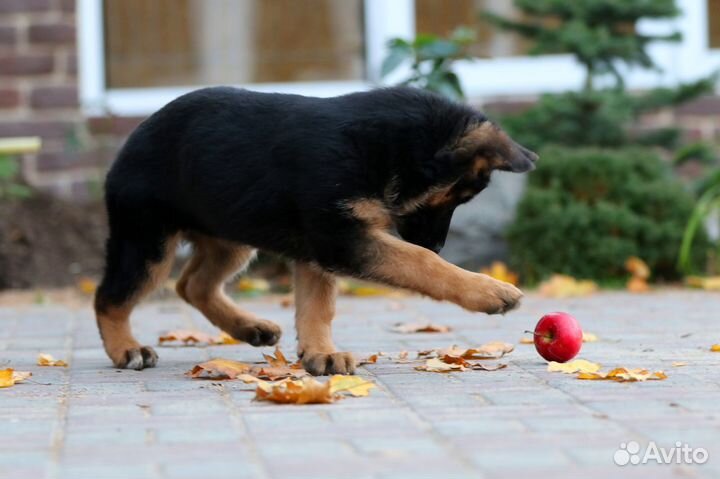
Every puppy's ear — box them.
[460,121,539,173]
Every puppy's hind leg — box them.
[95,232,179,370]
[294,262,353,375]
[176,235,281,346]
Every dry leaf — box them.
[0,368,32,388]
[159,329,239,346]
[397,351,409,360]
[256,377,335,404]
[76,277,97,295]
[548,359,601,374]
[434,342,514,360]
[539,274,597,298]
[37,353,67,367]
[672,361,688,367]
[236,277,271,294]
[625,256,650,280]
[252,366,307,381]
[187,359,252,379]
[357,354,378,366]
[392,322,452,334]
[415,358,466,373]
[263,347,289,368]
[519,337,534,344]
[328,375,376,397]
[710,344,720,352]
[480,261,519,285]
[578,368,667,382]
[582,332,598,342]
[686,276,720,291]
[627,276,650,293]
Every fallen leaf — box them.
[548,359,602,374]
[236,277,271,294]
[186,359,252,380]
[392,322,452,334]
[672,361,687,367]
[582,332,598,343]
[279,295,294,308]
[357,354,378,366]
[328,375,376,397]
[159,329,217,346]
[37,353,67,367]
[625,256,650,280]
[480,261,519,285]
[519,337,534,344]
[252,366,307,381]
[686,276,720,291]
[216,331,240,345]
[76,277,97,295]
[415,358,466,373]
[578,368,667,382]
[710,344,720,352]
[397,351,409,360]
[256,377,335,404]
[434,341,514,360]
[158,329,239,346]
[263,347,289,368]
[627,276,650,293]
[538,274,597,298]
[0,368,32,388]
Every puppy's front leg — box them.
[294,262,355,375]
[365,231,523,313]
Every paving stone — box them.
[1,291,719,478]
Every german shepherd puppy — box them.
[94,86,537,375]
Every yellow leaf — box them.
[263,347,288,368]
[357,354,379,366]
[625,256,650,280]
[672,361,687,367]
[548,359,602,374]
[538,274,597,298]
[0,368,32,388]
[76,277,97,295]
[415,358,466,373]
[255,377,336,405]
[328,375,376,397]
[186,359,252,379]
[480,261,519,285]
[216,331,240,345]
[519,337,534,344]
[437,341,514,360]
[236,277,270,293]
[710,344,720,352]
[627,276,650,293]
[37,353,67,367]
[578,368,667,382]
[582,332,598,343]
[392,322,451,334]
[686,276,720,291]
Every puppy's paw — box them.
[113,346,158,370]
[231,319,282,346]
[302,352,356,376]
[459,275,523,314]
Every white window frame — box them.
[78,0,718,116]
[77,0,415,116]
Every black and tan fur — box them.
[94,86,537,375]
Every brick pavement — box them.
[1,290,719,479]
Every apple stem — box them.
[524,330,542,336]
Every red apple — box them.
[532,312,583,363]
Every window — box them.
[104,0,365,88]
[415,0,534,58]
[709,0,720,49]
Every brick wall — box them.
[0,0,718,202]
[0,0,141,201]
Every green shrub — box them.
[507,147,707,283]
